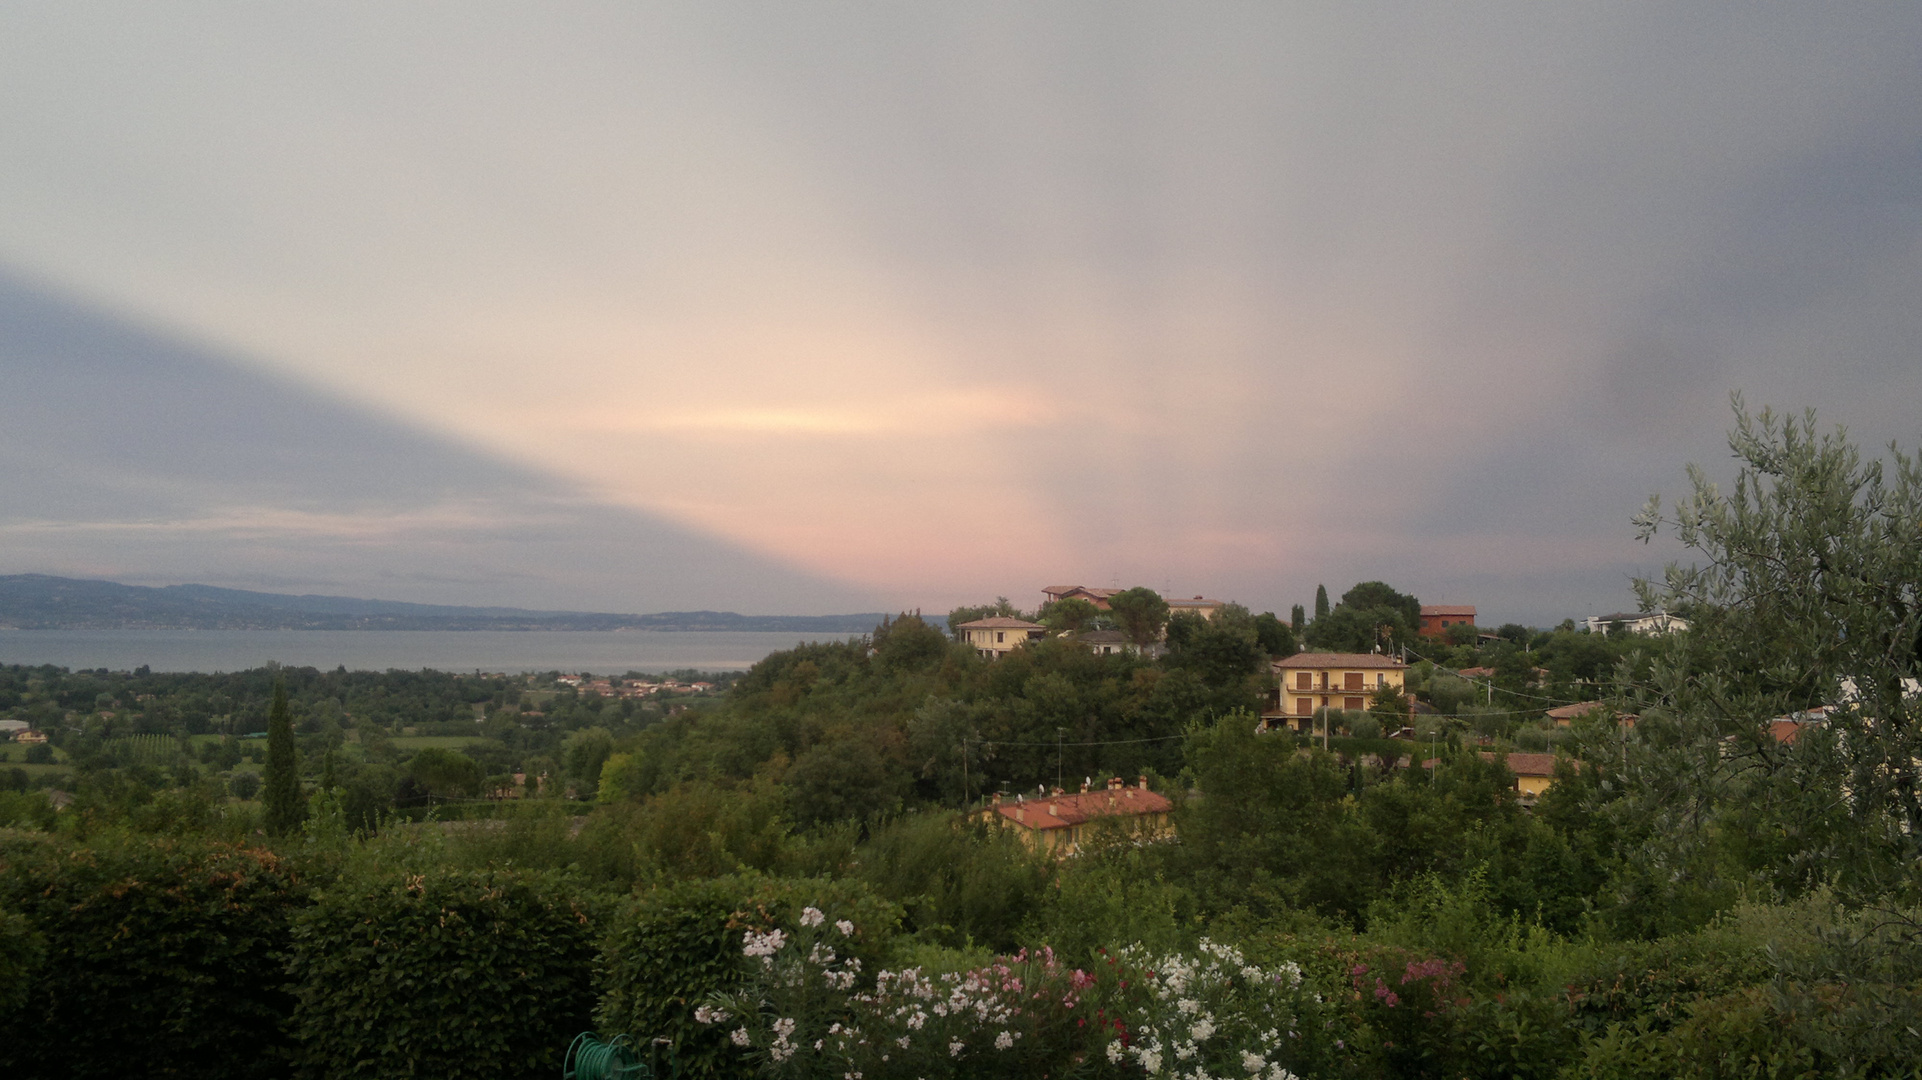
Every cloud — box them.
[0,4,1917,622]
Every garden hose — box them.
[563,1032,648,1080]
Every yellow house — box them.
[981,777,1173,857]
[1267,652,1407,731]
[1481,751,1573,798]
[1166,596,1226,621]
[956,616,1045,658]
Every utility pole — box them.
[961,735,969,810]
[1056,727,1065,793]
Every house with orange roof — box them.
[981,776,1173,857]
[1041,585,1121,610]
[1419,605,1477,637]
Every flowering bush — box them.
[700,904,1318,1080]
[1110,940,1310,1080]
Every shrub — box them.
[287,866,598,1080]
[597,875,901,1080]
[0,832,304,1080]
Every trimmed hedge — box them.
[286,866,599,1080]
[597,875,902,1080]
[0,832,304,1080]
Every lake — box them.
[0,629,849,674]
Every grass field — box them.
[0,743,66,765]
[391,735,490,750]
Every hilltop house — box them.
[957,616,1046,658]
[1265,652,1408,731]
[1069,628,1135,656]
[982,776,1172,857]
[1166,596,1225,621]
[1419,605,1476,637]
[1041,585,1121,610]
[1584,611,1690,635]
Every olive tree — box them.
[1617,398,1922,919]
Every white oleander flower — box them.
[772,1017,796,1038]
[1241,1050,1266,1074]
[994,1031,1014,1050]
[836,919,855,937]
[800,906,825,927]
[1107,1041,1126,1064]
[949,1040,965,1058]
[730,1028,750,1047]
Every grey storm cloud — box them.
[0,3,1917,623]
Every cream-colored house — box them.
[956,616,1045,658]
[1166,596,1225,621]
[1266,652,1408,731]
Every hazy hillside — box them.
[0,575,892,633]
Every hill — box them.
[0,575,892,633]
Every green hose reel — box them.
[563,1032,649,1080]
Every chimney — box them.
[1079,780,1089,794]
[1137,775,1148,790]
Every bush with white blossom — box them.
[697,905,1317,1080]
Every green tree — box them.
[1253,611,1298,658]
[1340,581,1422,629]
[1290,604,1306,633]
[1314,584,1330,621]
[1108,586,1170,647]
[1623,399,1922,912]
[945,597,1026,639]
[1040,596,1099,634]
[261,678,304,836]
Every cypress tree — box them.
[1290,604,1306,633]
[1313,584,1330,621]
[262,678,305,836]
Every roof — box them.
[1167,597,1223,607]
[1593,612,1656,623]
[956,617,1046,630]
[1456,666,1495,678]
[1545,701,1607,720]
[991,786,1173,831]
[1420,605,1476,617]
[1071,629,1131,644]
[1275,652,1408,670]
[1479,751,1572,777]
[1043,585,1121,597]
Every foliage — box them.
[1625,400,1922,915]
[286,866,598,1080]
[1109,586,1172,648]
[263,678,305,835]
[0,832,304,1080]
[597,875,902,1080]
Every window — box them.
[1343,671,1363,691]
[1344,697,1364,711]
[995,631,1005,643]
[1295,672,1313,691]
[1295,697,1313,716]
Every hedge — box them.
[596,875,902,1080]
[0,832,305,1080]
[286,866,599,1080]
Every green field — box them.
[0,743,66,765]
[391,735,490,750]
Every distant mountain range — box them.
[0,575,897,633]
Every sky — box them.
[1,4,1918,623]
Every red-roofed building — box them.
[1041,585,1121,610]
[1419,605,1477,637]
[982,776,1173,857]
